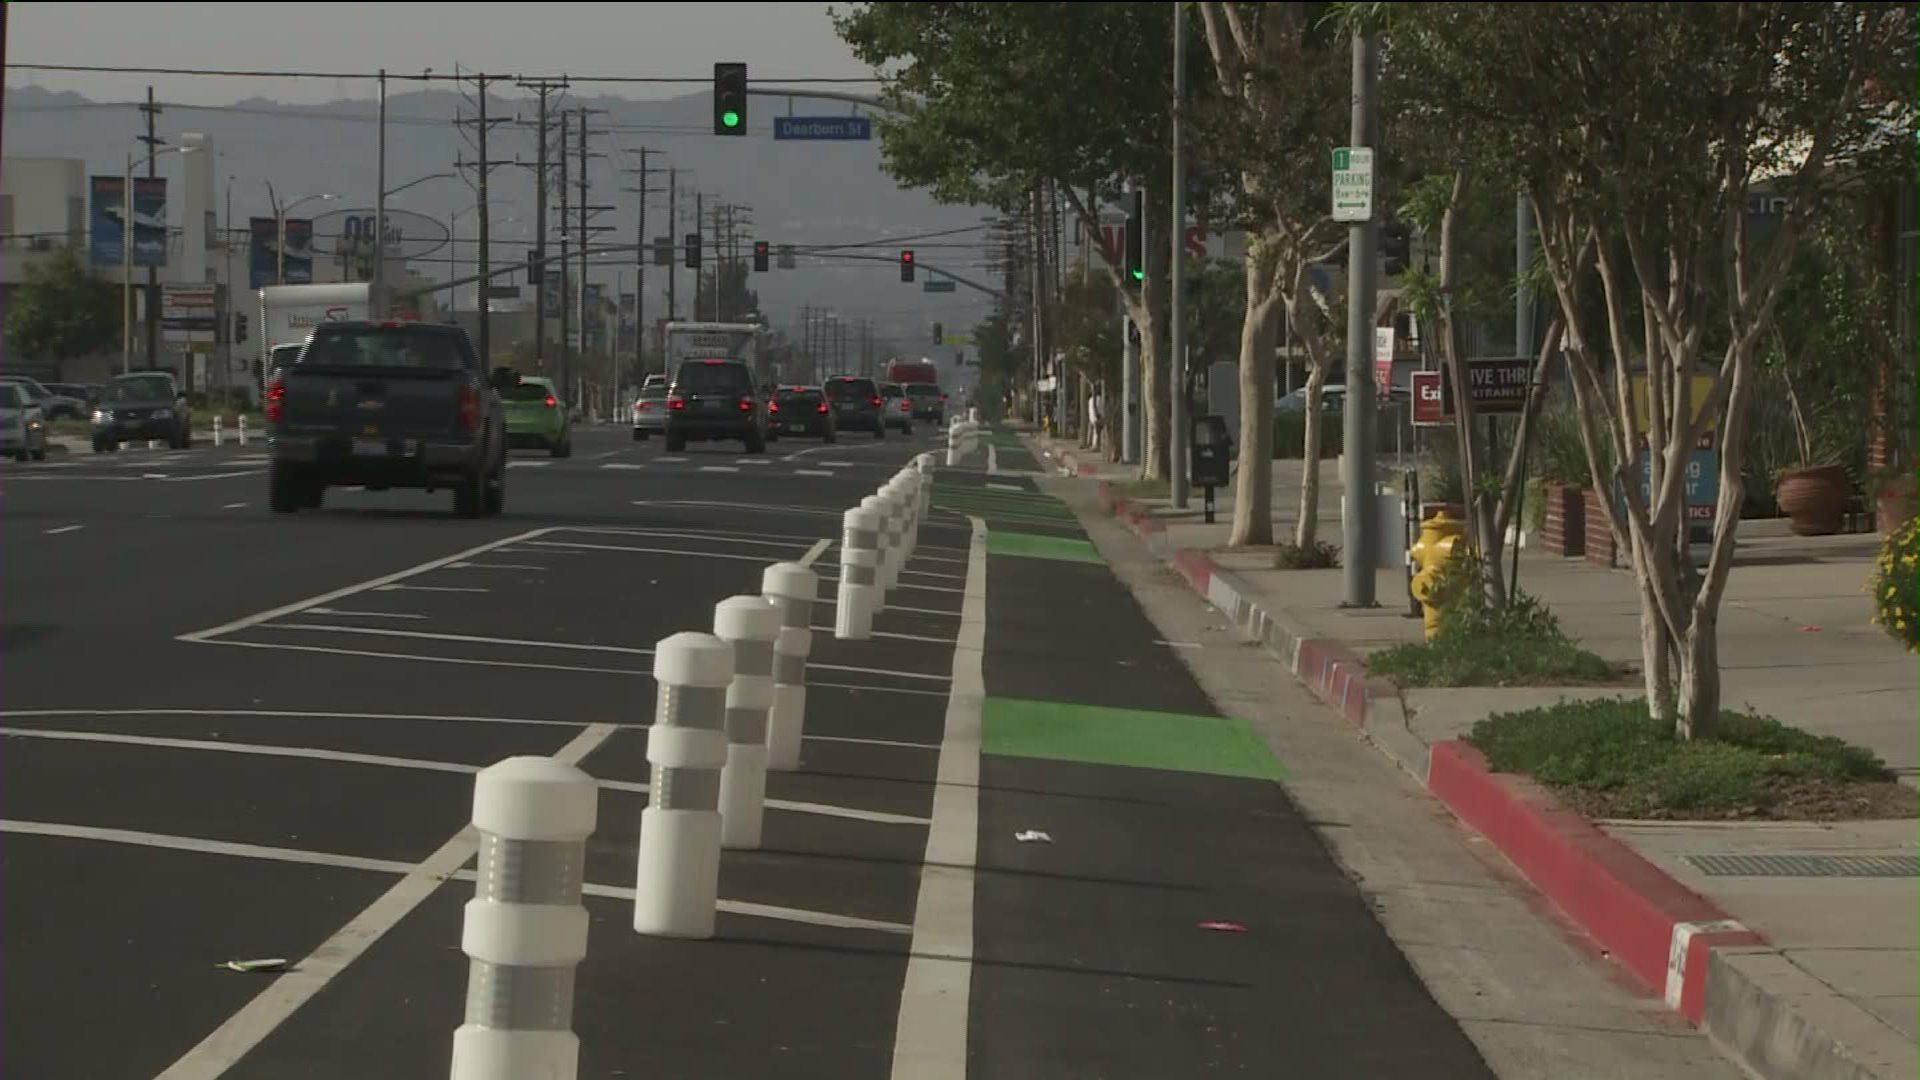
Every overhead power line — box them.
[10,63,881,85]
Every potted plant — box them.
[1773,388,1854,536]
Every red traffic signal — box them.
[753,240,770,272]
[900,249,916,283]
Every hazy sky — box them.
[4,2,874,105]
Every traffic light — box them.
[1125,188,1145,283]
[753,240,770,272]
[233,312,248,344]
[526,248,543,285]
[931,322,943,345]
[713,62,748,136]
[684,232,701,269]
[653,236,673,267]
[899,249,915,283]
[1380,222,1412,278]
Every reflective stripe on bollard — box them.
[452,756,598,1080]
[212,416,224,448]
[760,562,819,772]
[633,632,733,939]
[866,492,903,596]
[836,506,881,640]
[714,596,780,851]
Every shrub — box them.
[1275,540,1340,569]
[1870,513,1918,653]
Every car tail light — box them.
[637,400,652,411]
[817,402,829,414]
[738,397,753,412]
[457,382,478,430]
[901,400,912,412]
[544,395,557,408]
[265,377,286,422]
[668,396,686,410]
[768,401,781,414]
[870,396,882,407]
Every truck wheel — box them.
[303,482,326,510]
[269,464,305,514]
[484,465,506,516]
[453,466,487,517]
[551,436,572,459]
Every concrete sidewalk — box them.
[1036,433,1918,1080]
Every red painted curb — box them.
[1294,636,1375,728]
[1427,741,1766,1022]
[1171,549,1213,594]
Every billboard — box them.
[249,217,315,289]
[89,175,169,268]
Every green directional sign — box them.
[923,278,957,293]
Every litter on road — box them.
[1014,829,1053,843]
[216,958,289,973]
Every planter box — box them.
[1583,487,1621,568]
[1541,483,1587,557]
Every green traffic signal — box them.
[1130,268,1145,282]
[722,110,741,129]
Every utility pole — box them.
[456,71,511,365]
[1028,186,1045,427]
[666,168,679,322]
[557,109,571,397]
[1170,7,1190,509]
[1341,32,1382,608]
[624,147,663,380]
[574,107,614,409]
[138,86,162,374]
[693,191,704,322]
[374,71,386,308]
[514,76,568,369]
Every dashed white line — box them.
[43,525,83,535]
[375,584,489,594]
[446,561,547,571]
[601,463,646,471]
[506,460,551,469]
[698,465,740,474]
[223,502,249,510]
[306,607,428,620]
[656,456,689,463]
[263,622,653,656]
[986,482,1023,492]
[736,458,774,465]
[795,469,835,478]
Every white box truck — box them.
[663,321,766,384]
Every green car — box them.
[500,374,573,457]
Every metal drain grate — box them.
[1685,853,1920,878]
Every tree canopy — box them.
[4,248,120,365]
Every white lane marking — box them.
[811,625,955,646]
[782,439,893,461]
[232,455,271,465]
[698,465,740,474]
[712,898,913,936]
[181,529,550,642]
[523,540,795,565]
[809,662,949,684]
[987,443,1000,474]
[816,576,965,596]
[0,708,583,731]
[446,561,547,571]
[143,472,169,479]
[601,463,646,471]
[153,722,618,1080]
[223,502,249,510]
[264,623,653,656]
[568,524,832,546]
[160,470,265,483]
[891,513,985,1080]
[591,449,622,460]
[375,584,489,594]
[530,533,813,554]
[44,524,83,535]
[819,461,857,468]
[1154,639,1203,650]
[794,469,835,478]
[655,456,689,463]
[597,778,929,827]
[506,460,551,469]
[799,680,952,699]
[736,458,774,466]
[986,482,1023,492]
[805,734,940,751]
[191,637,637,676]
[305,608,428,620]
[800,538,833,568]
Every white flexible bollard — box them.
[888,474,920,565]
[968,405,980,424]
[835,505,881,640]
[451,756,598,1080]
[237,414,249,446]
[633,632,733,939]
[714,596,779,851]
[761,562,819,772]
[866,492,903,596]
[213,416,224,448]
[945,422,963,467]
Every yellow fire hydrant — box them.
[1408,510,1466,640]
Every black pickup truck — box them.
[264,321,510,516]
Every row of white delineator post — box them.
[945,414,983,467]
[209,416,249,448]
[448,446,954,1080]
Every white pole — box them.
[761,562,819,772]
[714,596,779,851]
[237,414,248,446]
[213,416,223,448]
[633,631,733,939]
[450,756,597,1080]
[834,506,881,640]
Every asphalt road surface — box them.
[0,423,1498,1080]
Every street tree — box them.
[1382,1,1915,739]
[4,247,119,367]
[833,2,1195,479]
[1194,2,1350,547]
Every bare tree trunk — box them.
[1230,244,1282,547]
[1295,362,1331,548]
[1674,608,1720,740]
[1637,572,1675,710]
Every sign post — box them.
[1331,147,1375,223]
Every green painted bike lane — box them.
[955,470,1495,1079]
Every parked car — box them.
[265,321,508,516]
[664,358,766,453]
[879,382,915,435]
[767,385,836,442]
[500,374,573,457]
[0,376,86,421]
[92,371,192,451]
[631,385,670,440]
[0,382,49,461]
[824,375,886,439]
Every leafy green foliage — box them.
[1275,540,1340,570]
[1467,697,1905,818]
[5,248,119,363]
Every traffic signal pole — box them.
[1341,33,1382,608]
[1169,3,1190,509]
